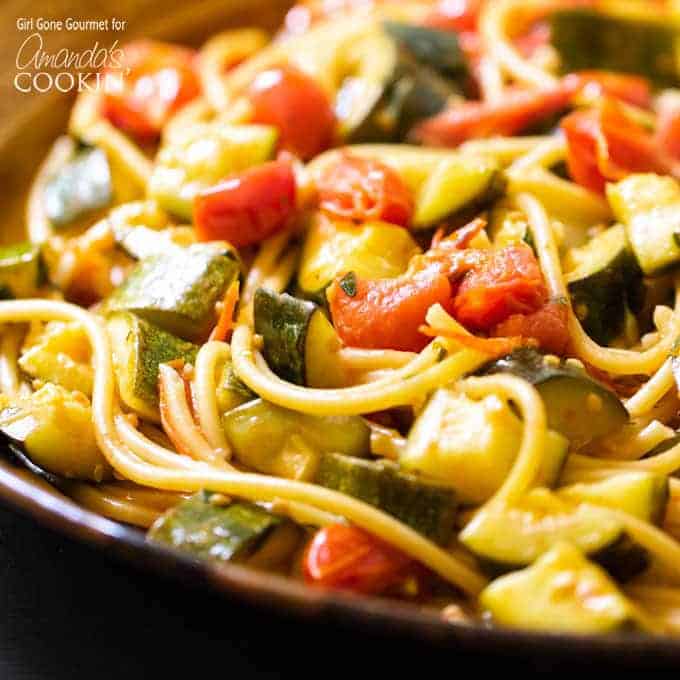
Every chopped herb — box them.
[339,271,358,297]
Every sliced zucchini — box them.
[253,288,347,388]
[0,384,110,481]
[222,398,370,480]
[149,491,301,569]
[481,542,645,633]
[559,471,669,525]
[215,360,256,414]
[114,225,195,260]
[607,174,680,275]
[298,216,420,300]
[401,389,568,505]
[107,312,198,422]
[550,8,679,87]
[565,224,643,344]
[315,452,457,545]
[105,244,240,341]
[148,123,278,219]
[0,242,43,299]
[43,145,113,229]
[480,348,628,447]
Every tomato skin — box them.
[248,65,335,160]
[194,161,296,247]
[452,245,547,331]
[423,0,481,33]
[493,301,570,355]
[303,524,416,595]
[317,154,414,227]
[564,71,652,109]
[102,41,200,142]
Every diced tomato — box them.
[102,41,201,142]
[316,154,414,227]
[248,65,335,160]
[303,524,417,595]
[561,99,680,194]
[452,244,547,331]
[423,0,481,33]
[514,20,551,58]
[194,160,296,247]
[656,93,680,161]
[564,71,652,109]
[328,270,452,352]
[493,300,570,355]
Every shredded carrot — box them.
[209,280,240,342]
[419,324,530,357]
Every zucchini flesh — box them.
[43,146,112,228]
[481,543,644,633]
[149,492,301,567]
[565,224,643,344]
[107,312,198,422]
[222,399,370,480]
[0,242,43,299]
[315,452,458,545]
[215,360,256,414]
[105,244,240,341]
[402,389,568,505]
[480,348,628,447]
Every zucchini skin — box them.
[0,242,44,299]
[315,452,457,545]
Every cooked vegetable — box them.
[607,173,680,275]
[148,123,278,219]
[149,492,301,568]
[0,384,110,481]
[253,288,347,388]
[222,398,370,480]
[216,359,256,414]
[107,312,198,422]
[565,224,643,344]
[481,542,646,633]
[402,389,568,505]
[480,348,628,446]
[105,244,240,341]
[113,224,194,260]
[0,242,43,299]
[315,452,458,545]
[43,146,112,228]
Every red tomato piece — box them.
[248,65,335,160]
[493,301,570,355]
[303,524,416,595]
[656,94,680,161]
[423,0,481,33]
[452,244,547,331]
[194,161,296,247]
[564,71,652,109]
[102,40,200,142]
[317,154,414,227]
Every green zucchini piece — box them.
[559,471,669,525]
[0,242,44,299]
[105,244,240,341]
[565,224,643,344]
[480,348,628,447]
[149,491,301,568]
[148,123,278,219]
[607,174,680,275]
[315,452,457,545]
[481,542,645,633]
[43,146,112,228]
[402,389,568,505]
[222,399,370,480]
[114,225,196,260]
[550,8,679,88]
[215,360,256,414]
[253,288,347,388]
[0,383,110,481]
[107,312,198,422]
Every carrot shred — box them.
[209,280,240,342]
[419,324,531,357]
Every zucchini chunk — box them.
[559,471,669,525]
[550,8,679,87]
[105,244,240,341]
[315,452,457,545]
[480,348,628,447]
[148,123,278,219]
[222,399,370,480]
[107,312,198,422]
[565,224,643,344]
[253,288,348,388]
[481,543,646,633]
[0,384,110,481]
[0,242,44,299]
[401,389,568,505]
[607,174,680,275]
[216,360,256,414]
[149,491,301,569]
[43,145,112,228]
